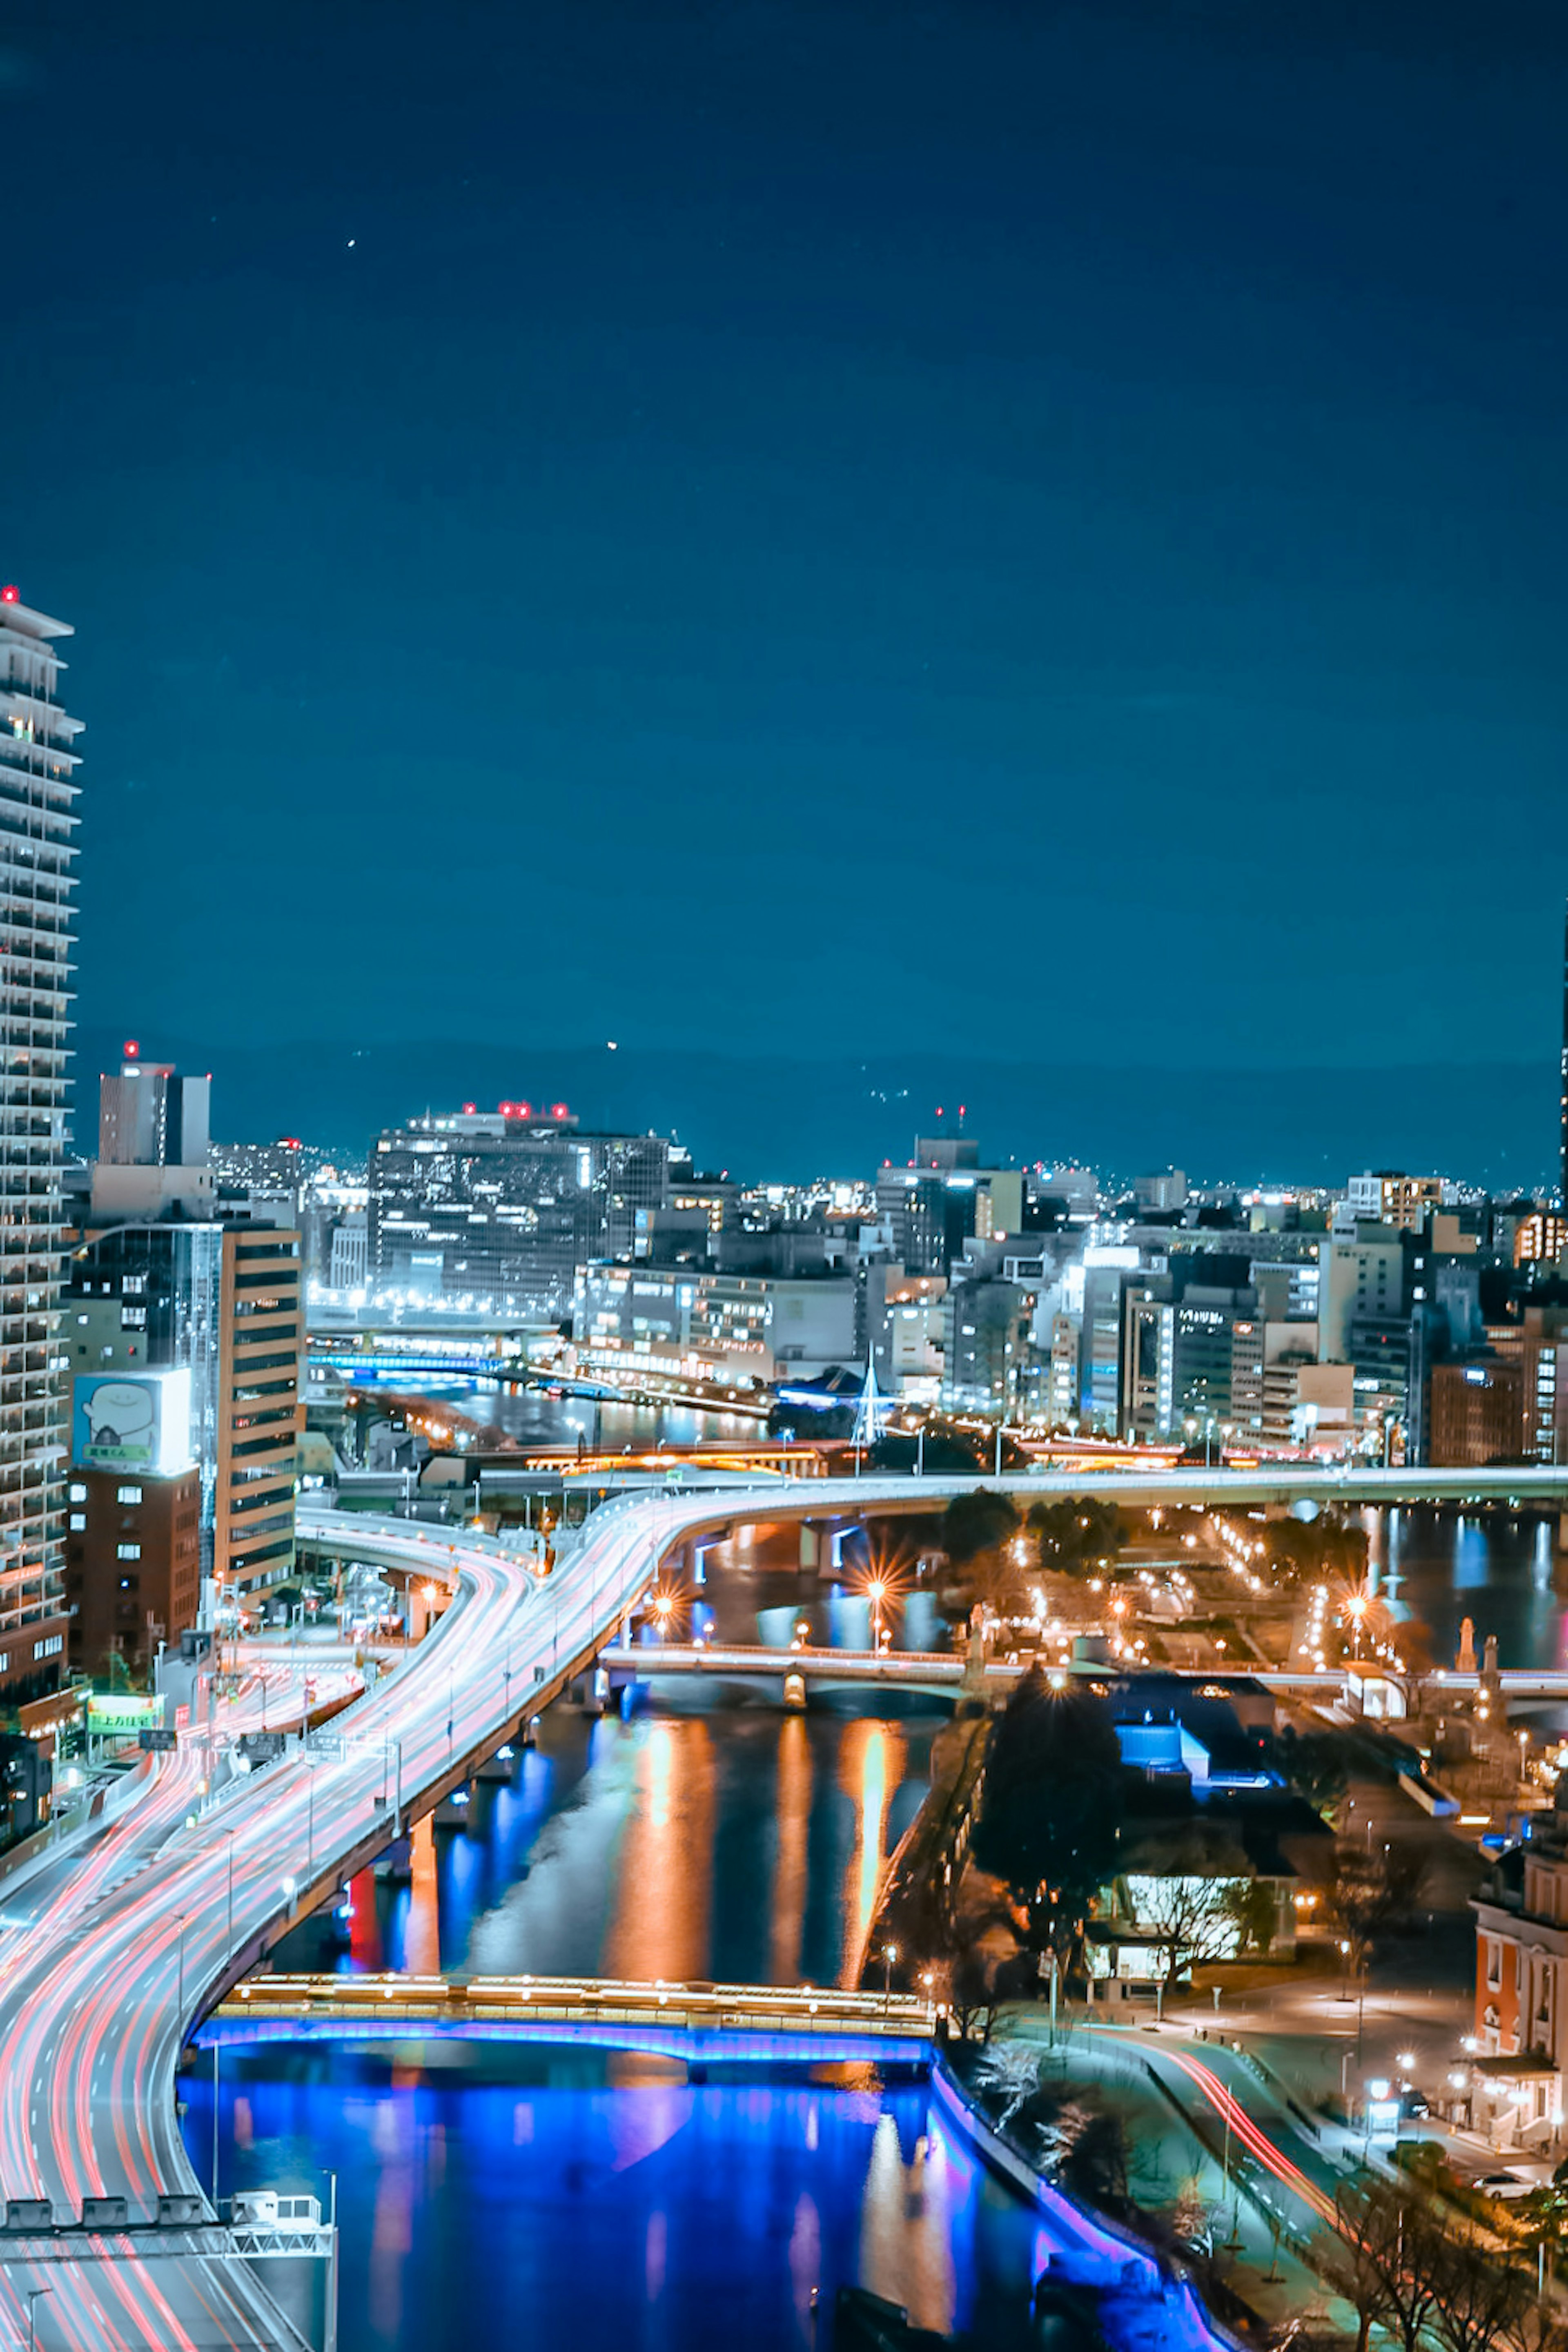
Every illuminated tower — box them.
[0,584,81,1693]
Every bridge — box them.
[201,1972,935,2065]
[9,1463,1566,2350]
[600,1640,1568,1710]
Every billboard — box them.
[72,1369,194,1477]
[87,1695,166,1733]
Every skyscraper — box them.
[0,585,80,1695]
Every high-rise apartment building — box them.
[0,586,80,1697]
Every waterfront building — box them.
[0,585,81,1697]
[368,1106,677,1316]
[572,1261,856,1388]
[1428,1359,1526,1468]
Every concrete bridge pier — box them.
[798,1521,820,1572]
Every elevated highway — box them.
[0,1499,671,2349]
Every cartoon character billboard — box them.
[72,1370,194,1476]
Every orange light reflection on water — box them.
[769,1713,811,1984]
[838,1719,900,1987]
[605,1716,714,1983]
[405,1814,440,1975]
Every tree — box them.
[1222,1875,1280,1957]
[1331,1840,1431,1973]
[1276,1726,1352,1822]
[1120,1834,1250,1987]
[1322,2175,1447,2352]
[935,1488,1022,1622]
[971,2042,1042,2125]
[1049,2106,1130,2209]
[1428,2237,1532,2352]
[970,1677,1125,1978]
[934,1939,1002,2043]
[1027,1496,1126,1577]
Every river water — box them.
[1368,1504,1568,1675]
[186,2054,1089,2352]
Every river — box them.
[184,2052,1096,2352]
[1368,1504,1568,1675]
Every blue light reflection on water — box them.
[185,2051,1172,2352]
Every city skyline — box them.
[9,11,1568,2348]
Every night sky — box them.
[7,2,1568,1122]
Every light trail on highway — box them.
[0,1495,677,2350]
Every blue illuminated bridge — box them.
[2,1465,1564,2348]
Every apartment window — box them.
[69,1512,85,1532]
[122,1274,146,1296]
[1485,1939,1502,1991]
[32,1635,62,1661]
[116,1484,142,1505]
[68,1482,86,1503]
[120,1306,146,1330]
[116,1541,141,1561]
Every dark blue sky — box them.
[7,0,1568,1079]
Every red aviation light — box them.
[550,1102,569,1119]
[0,587,18,605]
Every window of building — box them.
[121,1306,146,1330]
[116,1484,143,1505]
[32,1635,61,1661]
[69,1512,85,1532]
[116,1542,141,1561]
[68,1482,86,1503]
[122,1274,146,1295]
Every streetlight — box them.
[882,1942,899,2009]
[25,2287,51,2352]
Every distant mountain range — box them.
[70,1029,1556,1194]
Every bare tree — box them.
[1429,2236,1532,2352]
[1120,1836,1249,1987]
[970,2042,1041,2126]
[1321,2175,1446,2352]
